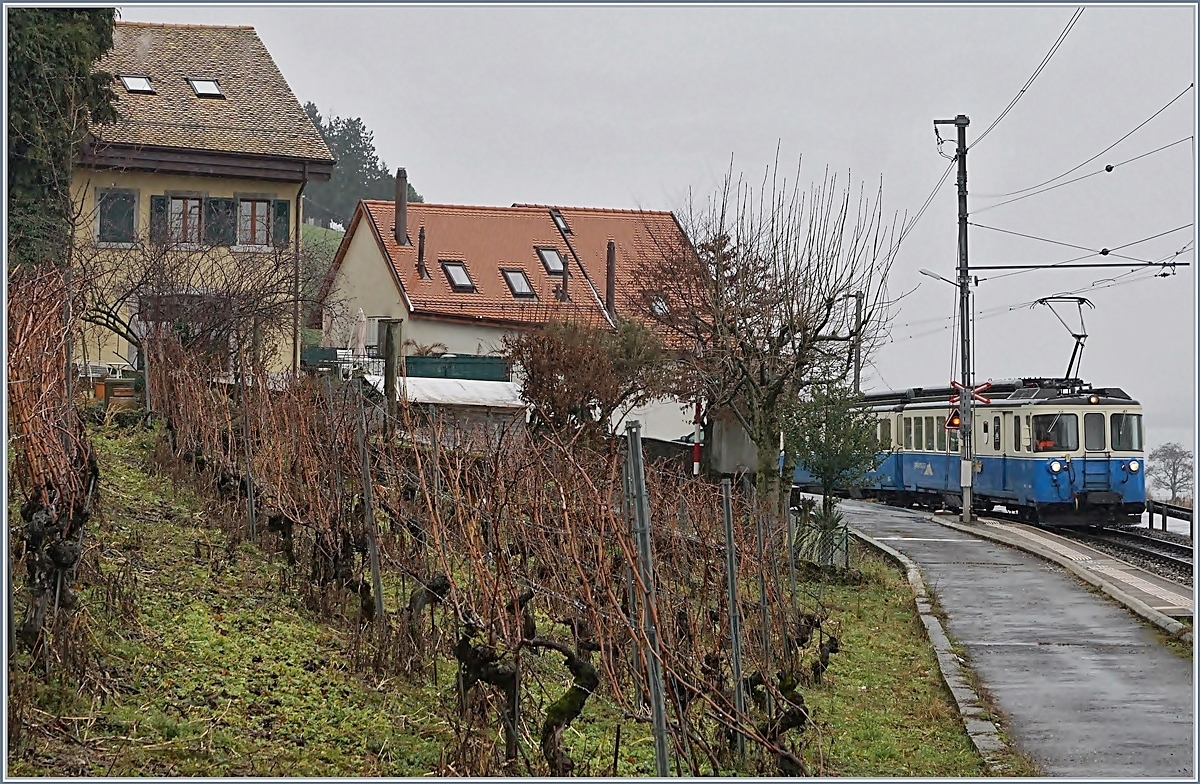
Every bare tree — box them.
[634,155,898,507]
[73,213,339,371]
[1147,442,1194,503]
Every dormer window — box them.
[550,209,570,234]
[118,75,155,94]
[502,269,536,299]
[441,261,475,292]
[187,78,224,98]
[536,247,565,275]
[651,296,670,317]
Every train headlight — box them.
[1128,460,1140,473]
[1049,460,1063,473]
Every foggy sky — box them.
[117,3,1197,454]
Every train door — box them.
[1001,412,1014,493]
[1082,410,1110,491]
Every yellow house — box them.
[72,21,334,374]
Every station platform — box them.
[841,499,1194,778]
[971,518,1193,619]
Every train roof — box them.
[863,377,1139,410]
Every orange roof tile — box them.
[344,200,688,330]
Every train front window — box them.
[1084,412,1106,451]
[1032,413,1078,452]
[1110,413,1143,451]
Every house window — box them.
[502,269,536,299]
[118,75,155,94]
[536,247,565,275]
[550,209,570,234]
[650,296,669,317]
[441,261,475,292]
[187,78,224,98]
[238,199,270,246]
[170,196,203,244]
[97,189,136,243]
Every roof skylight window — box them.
[441,261,475,292]
[187,78,224,98]
[650,296,670,317]
[118,75,155,94]
[550,209,570,234]
[502,269,536,299]
[536,247,565,275]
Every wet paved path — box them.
[842,500,1194,778]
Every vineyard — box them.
[8,279,987,775]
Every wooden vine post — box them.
[721,478,747,760]
[625,420,671,777]
[356,380,386,625]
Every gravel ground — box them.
[1129,525,1194,547]
[1077,532,1193,588]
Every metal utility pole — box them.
[852,290,864,394]
[935,114,974,523]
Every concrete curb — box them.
[930,516,1193,646]
[848,527,1010,772]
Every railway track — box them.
[1066,527,1194,572]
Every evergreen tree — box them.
[302,102,421,229]
[7,8,118,266]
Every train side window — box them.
[993,416,1001,451]
[924,416,935,450]
[949,428,959,453]
[937,420,946,452]
[1013,415,1021,452]
[914,416,924,451]
[904,417,913,450]
[878,419,892,448]
[1084,412,1105,451]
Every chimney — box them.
[417,225,429,279]
[394,168,410,246]
[605,240,617,320]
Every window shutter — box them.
[204,197,237,246]
[149,195,168,244]
[272,199,290,247]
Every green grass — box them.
[7,424,991,776]
[301,223,344,251]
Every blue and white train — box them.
[793,378,1147,526]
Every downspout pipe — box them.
[294,161,308,379]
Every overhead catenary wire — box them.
[979,83,1195,199]
[894,246,1191,342]
[970,136,1194,216]
[969,7,1085,151]
[966,221,1193,265]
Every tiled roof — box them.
[90,22,333,162]
[345,200,687,330]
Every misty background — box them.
[119,4,1197,454]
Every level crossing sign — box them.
[949,380,992,405]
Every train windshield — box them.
[1110,413,1143,451]
[1032,413,1078,452]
